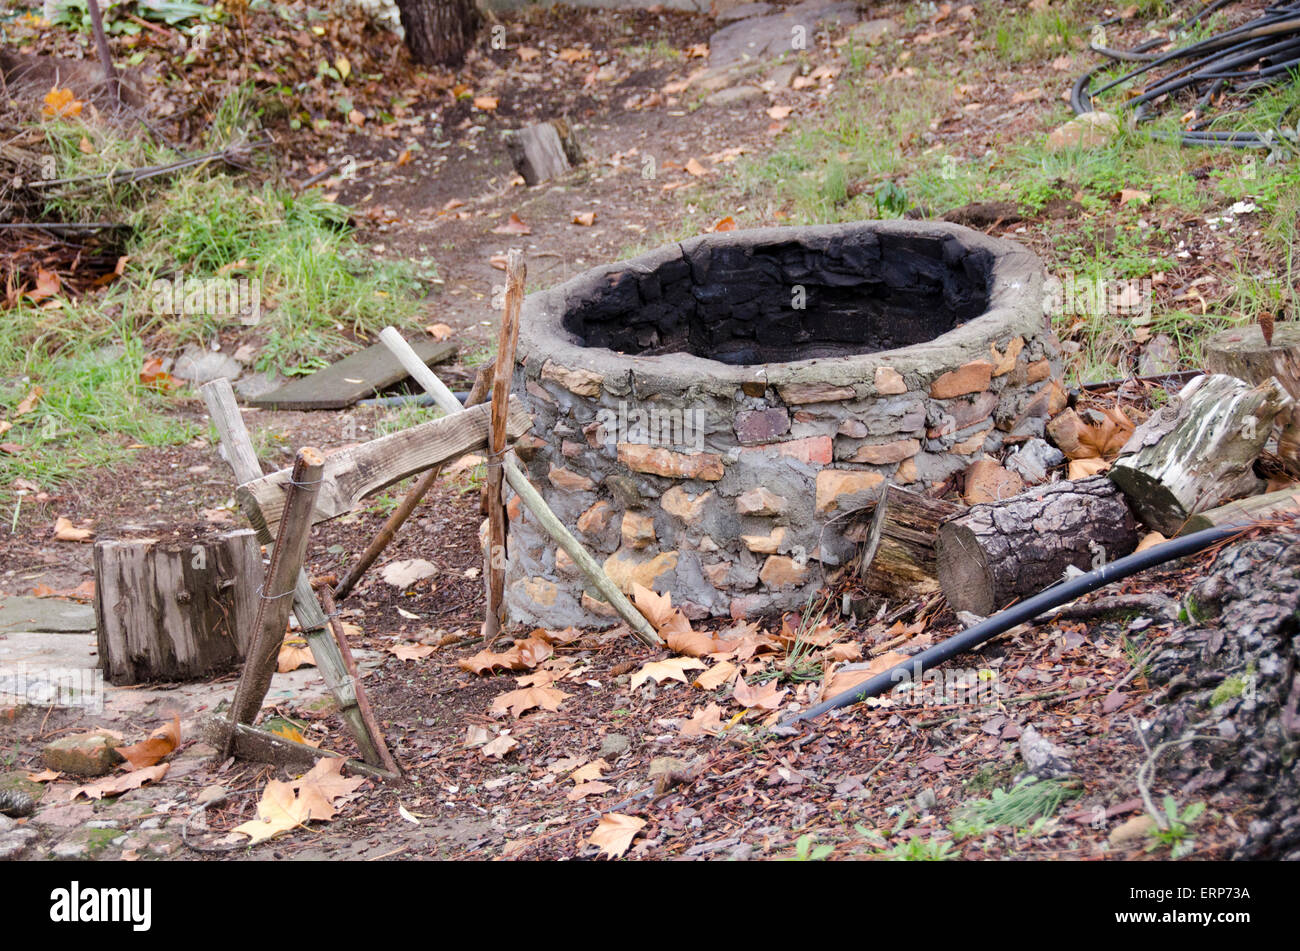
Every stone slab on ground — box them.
[247,337,456,410]
[0,596,95,633]
[173,345,245,386]
[709,1,859,68]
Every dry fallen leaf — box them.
[705,215,737,233]
[767,105,793,120]
[481,733,519,759]
[821,650,908,701]
[14,386,43,416]
[558,48,591,63]
[692,660,738,691]
[491,212,531,235]
[567,781,612,801]
[70,764,169,801]
[572,211,597,226]
[26,268,61,303]
[473,96,499,112]
[387,642,435,661]
[114,716,180,770]
[588,812,646,858]
[571,758,610,783]
[42,87,84,119]
[426,322,453,341]
[490,685,570,718]
[733,677,788,711]
[52,517,93,542]
[679,702,725,737]
[684,157,708,177]
[26,769,61,783]
[278,637,316,672]
[630,656,706,690]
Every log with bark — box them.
[395,0,480,67]
[936,476,1140,617]
[1179,486,1300,534]
[854,485,961,597]
[94,530,263,685]
[1204,323,1300,473]
[1108,373,1292,535]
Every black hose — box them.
[779,523,1245,726]
[1072,1,1300,148]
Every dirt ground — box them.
[0,0,1294,862]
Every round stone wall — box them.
[503,220,1061,627]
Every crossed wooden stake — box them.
[204,250,659,780]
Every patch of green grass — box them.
[958,776,1081,829]
[855,812,958,861]
[784,833,834,861]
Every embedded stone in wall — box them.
[990,336,1024,376]
[740,435,832,466]
[662,485,714,522]
[603,548,679,594]
[702,561,732,586]
[519,577,559,607]
[776,382,857,404]
[734,407,791,445]
[952,427,993,454]
[617,443,725,481]
[576,500,613,535]
[540,361,604,398]
[621,510,657,549]
[742,526,785,554]
[582,592,619,618]
[846,437,921,465]
[928,390,998,436]
[736,487,788,517]
[929,360,994,399]
[815,469,885,514]
[759,555,811,588]
[874,366,907,395]
[548,464,596,492]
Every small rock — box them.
[716,2,774,25]
[766,62,799,89]
[599,734,630,759]
[705,85,765,108]
[0,828,39,860]
[728,842,754,861]
[1019,725,1075,779]
[1047,111,1119,151]
[196,785,228,806]
[1138,333,1179,376]
[851,18,896,45]
[1108,813,1157,846]
[43,732,124,778]
[963,458,1024,505]
[380,558,438,589]
[171,344,243,385]
[1005,437,1065,484]
[914,787,938,813]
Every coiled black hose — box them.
[1072,1,1300,149]
[779,523,1245,725]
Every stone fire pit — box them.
[504,221,1060,627]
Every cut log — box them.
[1204,323,1300,472]
[1179,487,1300,534]
[1108,373,1292,535]
[855,485,961,597]
[93,530,263,685]
[236,398,532,539]
[506,119,584,185]
[936,476,1140,617]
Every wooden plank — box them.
[246,337,456,410]
[236,399,533,538]
[1179,487,1300,534]
[201,379,378,766]
[227,448,325,736]
[484,250,526,643]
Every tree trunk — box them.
[1108,373,1291,535]
[936,476,1140,616]
[855,485,961,597]
[94,530,263,685]
[1204,323,1300,474]
[396,0,481,67]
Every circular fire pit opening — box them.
[504,221,1060,627]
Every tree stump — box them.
[855,485,961,597]
[936,476,1139,616]
[1204,323,1300,473]
[506,119,584,186]
[1108,373,1292,534]
[94,530,263,685]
